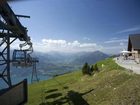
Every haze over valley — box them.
[10,50,108,84]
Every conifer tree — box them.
[82,62,90,75]
[94,63,99,72]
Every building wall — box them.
[132,48,137,58]
[132,48,140,63]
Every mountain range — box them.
[9,50,109,83]
[35,51,109,75]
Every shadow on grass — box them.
[68,89,94,105]
[45,93,62,99]
[45,89,58,93]
[39,88,94,105]
[40,95,69,105]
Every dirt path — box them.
[114,57,140,74]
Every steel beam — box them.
[0,1,29,41]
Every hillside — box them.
[27,58,140,105]
[37,51,109,74]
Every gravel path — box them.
[114,57,140,74]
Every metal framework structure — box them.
[0,0,38,88]
[31,58,39,83]
[0,31,17,87]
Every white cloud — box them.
[70,40,81,47]
[116,26,140,34]
[32,39,102,53]
[104,39,127,44]
[41,39,67,48]
[10,38,127,54]
[80,43,97,47]
[42,39,67,45]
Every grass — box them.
[27,58,140,105]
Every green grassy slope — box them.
[27,58,140,105]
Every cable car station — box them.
[0,0,39,104]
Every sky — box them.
[9,0,140,54]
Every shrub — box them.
[82,62,91,75]
[94,63,99,72]
[90,65,94,72]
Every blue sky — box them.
[9,0,140,54]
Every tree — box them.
[90,65,94,72]
[94,63,99,72]
[82,62,90,75]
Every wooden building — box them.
[128,34,140,63]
